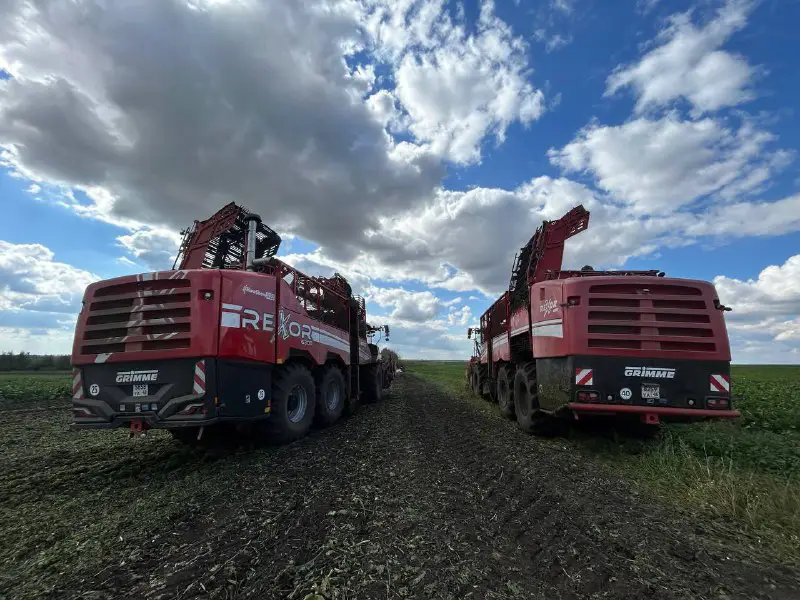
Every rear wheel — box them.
[263,363,315,444]
[361,362,384,404]
[314,365,346,427]
[496,365,515,419]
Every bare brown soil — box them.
[2,374,799,599]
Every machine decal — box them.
[624,367,676,379]
[242,285,276,301]
[221,303,276,332]
[531,318,563,338]
[709,373,730,393]
[620,387,632,400]
[278,309,313,346]
[313,326,349,352]
[540,297,560,317]
[116,369,159,383]
[575,368,594,386]
[89,383,100,396]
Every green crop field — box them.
[0,372,72,407]
[407,361,800,561]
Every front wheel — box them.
[263,363,316,444]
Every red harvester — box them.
[466,205,740,434]
[70,203,395,445]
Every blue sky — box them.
[0,0,798,362]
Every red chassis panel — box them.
[73,268,356,369]
[218,271,278,364]
[530,281,566,357]
[72,269,221,365]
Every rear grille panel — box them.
[585,282,717,354]
[80,278,193,356]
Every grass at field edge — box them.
[405,360,800,565]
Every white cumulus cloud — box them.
[549,114,791,213]
[606,0,758,115]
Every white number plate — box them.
[641,384,660,399]
[133,384,149,397]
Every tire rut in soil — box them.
[79,375,799,600]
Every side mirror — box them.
[714,299,733,312]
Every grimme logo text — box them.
[624,367,676,379]
[116,370,159,383]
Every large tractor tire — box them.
[496,364,515,419]
[476,367,492,402]
[314,365,346,427]
[469,366,479,395]
[513,362,558,436]
[361,362,384,404]
[263,363,316,444]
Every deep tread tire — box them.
[513,361,553,435]
[496,365,515,419]
[315,365,346,427]
[477,367,493,402]
[361,363,384,404]
[264,363,316,444]
[487,374,498,403]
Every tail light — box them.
[706,397,730,409]
[576,391,600,402]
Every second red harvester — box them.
[466,205,740,434]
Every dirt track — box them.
[5,374,800,599]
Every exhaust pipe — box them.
[244,213,261,270]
